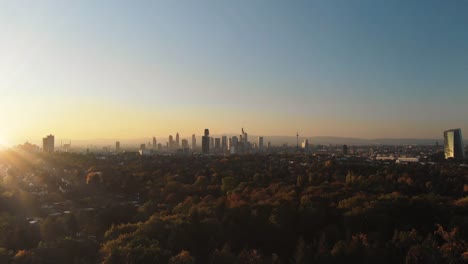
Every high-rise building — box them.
[215,138,221,150]
[176,133,180,147]
[192,134,196,149]
[169,135,174,149]
[152,137,157,150]
[202,129,210,154]
[221,136,227,151]
[444,128,465,159]
[296,131,299,149]
[343,145,348,155]
[210,137,214,150]
[181,139,189,149]
[258,137,264,150]
[301,139,309,149]
[42,134,55,153]
[140,144,146,150]
[231,136,239,154]
[116,141,120,152]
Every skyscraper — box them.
[301,139,309,150]
[444,129,465,159]
[221,136,227,151]
[116,141,120,152]
[296,131,299,149]
[181,139,189,149]
[152,137,157,150]
[202,129,210,154]
[176,133,180,148]
[42,134,55,153]
[231,136,239,154]
[169,135,174,149]
[228,137,232,151]
[258,137,264,150]
[192,134,196,149]
[215,138,221,151]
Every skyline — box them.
[1,1,468,145]
[5,129,465,148]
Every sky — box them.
[0,0,467,145]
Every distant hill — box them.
[257,136,444,146]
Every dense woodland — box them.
[0,150,467,263]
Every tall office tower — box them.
[210,137,214,150]
[42,134,55,153]
[296,131,299,149]
[342,145,348,155]
[231,136,239,154]
[444,128,465,159]
[241,128,248,143]
[221,136,227,151]
[228,138,232,150]
[302,139,309,149]
[192,134,196,149]
[152,137,157,150]
[258,137,264,150]
[140,144,146,150]
[202,129,210,154]
[176,133,180,147]
[181,139,189,149]
[239,134,243,143]
[267,141,271,149]
[215,138,221,150]
[169,135,174,149]
[116,141,120,152]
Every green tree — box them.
[221,177,238,194]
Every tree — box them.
[169,250,195,264]
[221,177,238,194]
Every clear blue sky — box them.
[0,0,467,144]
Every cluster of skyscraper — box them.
[201,128,266,154]
[134,133,197,155]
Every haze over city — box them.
[1,0,468,145]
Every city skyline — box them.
[6,127,468,150]
[2,128,468,148]
[1,1,468,145]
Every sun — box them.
[0,135,9,148]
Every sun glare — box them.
[0,135,9,147]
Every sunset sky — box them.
[1,0,467,145]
